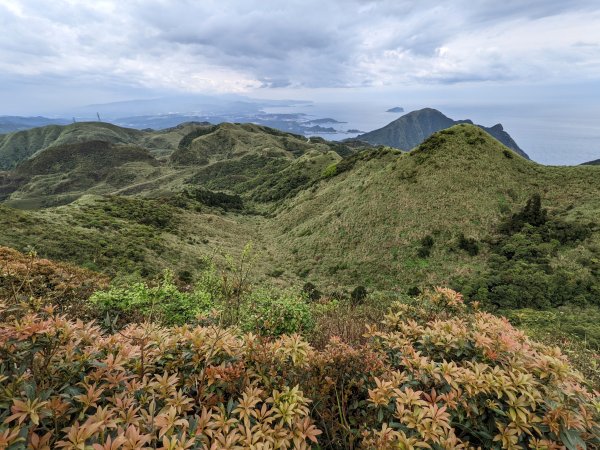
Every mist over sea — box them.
[265,101,600,166]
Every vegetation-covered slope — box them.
[269,125,599,292]
[0,121,228,171]
[357,108,528,158]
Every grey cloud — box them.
[0,0,599,112]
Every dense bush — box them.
[95,196,176,229]
[0,246,108,316]
[302,281,321,301]
[417,234,434,258]
[463,195,600,309]
[90,271,213,326]
[0,288,598,448]
[90,268,315,337]
[239,287,314,337]
[350,285,368,305]
[0,305,321,449]
[184,187,244,210]
[322,163,338,178]
[458,232,480,256]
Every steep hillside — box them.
[0,122,351,208]
[1,141,164,208]
[357,108,529,158]
[269,124,599,289]
[0,122,149,170]
[0,121,226,171]
[1,122,598,299]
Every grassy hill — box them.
[0,123,598,300]
[1,121,599,448]
[270,125,599,290]
[0,121,224,171]
[0,122,355,209]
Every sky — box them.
[0,0,599,117]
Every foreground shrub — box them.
[0,303,320,449]
[0,246,108,316]
[239,287,314,337]
[361,288,600,448]
[90,271,213,326]
[0,289,598,449]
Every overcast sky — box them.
[1,0,600,114]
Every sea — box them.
[264,101,600,166]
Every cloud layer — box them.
[1,0,599,109]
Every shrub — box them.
[90,271,213,326]
[302,281,321,301]
[322,163,338,178]
[501,193,547,235]
[458,233,480,256]
[239,287,314,336]
[350,285,368,305]
[1,288,598,449]
[417,234,434,258]
[184,187,243,210]
[0,246,108,316]
[360,288,600,448]
[0,305,321,449]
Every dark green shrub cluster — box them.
[184,187,243,210]
[458,233,479,255]
[252,171,312,202]
[95,196,176,229]
[417,234,434,258]
[500,193,547,234]
[302,281,321,301]
[462,195,599,309]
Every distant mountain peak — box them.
[358,108,528,159]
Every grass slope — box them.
[268,124,600,289]
[1,122,599,296]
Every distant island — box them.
[347,129,365,133]
[304,125,337,133]
[304,118,346,125]
[386,106,405,113]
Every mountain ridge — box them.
[357,108,529,159]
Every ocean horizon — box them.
[265,101,600,166]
